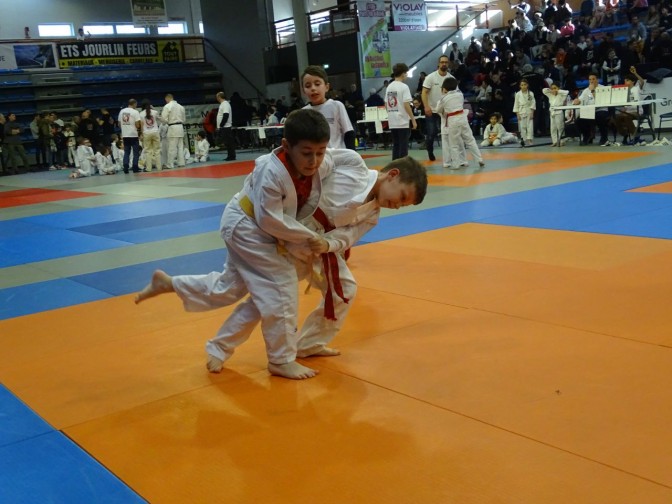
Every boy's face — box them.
[302,74,329,105]
[281,138,328,178]
[376,169,416,209]
[520,81,528,91]
[490,116,498,125]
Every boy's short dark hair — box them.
[441,77,458,91]
[301,65,329,84]
[392,63,409,78]
[197,130,206,138]
[283,109,330,145]
[381,156,428,205]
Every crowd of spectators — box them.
[454,0,670,135]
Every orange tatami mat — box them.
[1,226,671,502]
[630,180,672,194]
[428,151,653,187]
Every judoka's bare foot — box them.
[268,361,319,380]
[134,269,173,304]
[298,346,340,358]
[206,354,224,373]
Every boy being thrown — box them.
[287,154,427,359]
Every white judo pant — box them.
[294,255,356,357]
[166,135,185,169]
[448,116,482,166]
[518,114,534,142]
[550,113,565,145]
[173,205,300,365]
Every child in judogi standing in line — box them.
[436,77,484,169]
[513,78,536,146]
[542,81,569,147]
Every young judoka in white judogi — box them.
[135,109,339,380]
[285,155,427,358]
[543,82,569,146]
[481,114,507,147]
[95,145,117,175]
[69,137,96,178]
[436,77,484,169]
[437,98,458,169]
[194,130,210,162]
[513,78,536,146]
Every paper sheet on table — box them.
[579,106,595,120]
[374,120,383,134]
[365,107,379,121]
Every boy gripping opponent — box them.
[137,109,335,380]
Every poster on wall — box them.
[130,0,168,26]
[56,40,182,68]
[391,1,428,31]
[357,1,391,79]
[0,43,57,70]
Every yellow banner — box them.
[56,40,182,68]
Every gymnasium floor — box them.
[1,140,671,503]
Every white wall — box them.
[273,0,338,20]
[0,0,201,39]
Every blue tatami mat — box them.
[0,385,53,448]
[71,248,227,296]
[22,198,220,229]
[0,229,131,268]
[104,215,221,244]
[581,205,672,239]
[0,431,147,504]
[0,279,112,320]
[480,192,672,232]
[70,204,224,237]
[368,166,672,242]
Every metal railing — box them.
[272,1,495,49]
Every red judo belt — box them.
[312,207,349,320]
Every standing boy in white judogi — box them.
[543,81,569,146]
[135,109,338,380]
[513,78,536,146]
[436,77,484,169]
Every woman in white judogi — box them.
[140,101,162,171]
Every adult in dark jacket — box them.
[4,113,30,174]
